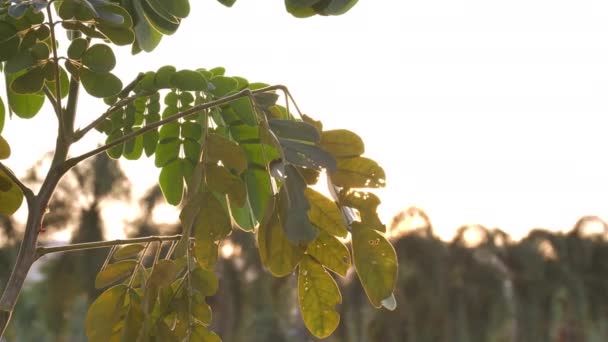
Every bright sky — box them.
[3,1,608,239]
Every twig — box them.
[64,85,282,170]
[35,234,182,260]
[42,85,59,118]
[46,6,65,133]
[0,162,34,203]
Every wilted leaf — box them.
[280,139,336,172]
[351,227,397,308]
[298,255,341,338]
[95,260,137,289]
[205,164,246,207]
[341,189,384,232]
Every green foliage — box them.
[0,0,395,340]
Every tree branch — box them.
[35,234,183,260]
[64,85,283,170]
[0,162,34,203]
[42,85,59,118]
[46,6,64,135]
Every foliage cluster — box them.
[0,0,396,340]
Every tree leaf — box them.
[206,133,247,174]
[205,164,246,207]
[194,238,219,268]
[95,260,137,289]
[191,267,219,297]
[257,196,305,277]
[0,170,23,215]
[148,259,179,288]
[216,0,237,7]
[154,139,180,167]
[279,165,318,244]
[0,135,10,159]
[243,168,272,223]
[132,0,163,52]
[193,191,232,241]
[159,158,185,205]
[10,66,45,94]
[340,189,385,232]
[85,284,128,342]
[189,324,221,342]
[351,227,397,308]
[305,188,348,238]
[154,0,190,19]
[269,119,320,144]
[306,231,351,277]
[320,129,364,158]
[319,0,359,15]
[209,76,237,97]
[113,244,145,260]
[118,289,144,342]
[330,156,386,188]
[67,37,89,59]
[82,43,116,72]
[154,65,176,88]
[170,69,207,91]
[80,68,122,98]
[0,97,4,133]
[298,255,341,338]
[279,139,337,172]
[0,22,19,61]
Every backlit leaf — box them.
[82,44,116,72]
[257,196,305,277]
[95,260,137,289]
[85,284,128,342]
[330,157,386,188]
[306,231,351,277]
[305,188,348,238]
[280,139,336,172]
[320,129,364,158]
[279,165,318,244]
[148,259,179,288]
[351,227,397,308]
[206,133,247,174]
[341,189,384,232]
[269,119,320,144]
[80,68,122,98]
[298,255,341,338]
[205,164,246,207]
[191,267,219,297]
[0,136,10,159]
[170,69,207,91]
[159,159,185,205]
[11,66,45,94]
[193,191,232,241]
[0,170,23,215]
[113,244,145,260]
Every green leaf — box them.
[191,267,219,297]
[10,66,45,94]
[298,255,342,339]
[155,65,176,88]
[205,164,247,207]
[330,157,386,188]
[30,42,49,60]
[80,68,122,98]
[189,324,221,342]
[67,38,89,60]
[280,139,337,172]
[95,260,137,289]
[306,231,350,277]
[243,168,272,222]
[280,165,318,244]
[0,97,4,133]
[154,139,180,167]
[113,244,145,260]
[193,191,232,241]
[319,0,359,15]
[206,133,247,174]
[159,159,185,205]
[320,129,364,158]
[170,69,207,91]
[194,238,219,268]
[132,0,163,52]
[0,136,10,159]
[269,119,320,144]
[85,285,128,342]
[118,289,144,342]
[229,197,257,231]
[123,135,144,160]
[209,76,237,97]
[148,259,179,288]
[44,66,70,99]
[351,227,397,308]
[228,97,257,126]
[0,170,23,215]
[257,197,305,277]
[6,90,44,118]
[82,44,116,72]
[305,188,348,238]
[0,22,19,61]
[154,0,190,19]
[217,0,237,7]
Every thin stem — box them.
[128,242,151,288]
[63,75,81,142]
[64,86,280,170]
[0,162,34,203]
[42,85,59,118]
[73,90,153,141]
[35,234,182,260]
[46,5,64,135]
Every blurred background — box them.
[1,0,608,341]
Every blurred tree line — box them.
[0,156,607,341]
